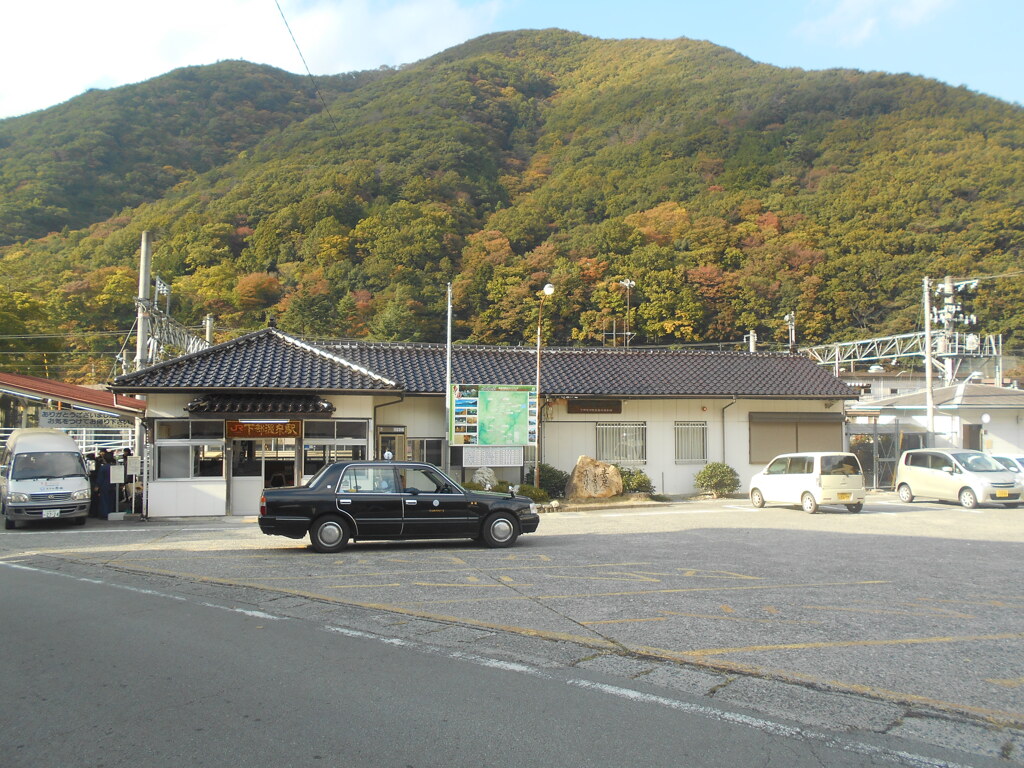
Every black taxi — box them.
[258,461,540,552]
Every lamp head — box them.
[542,283,555,296]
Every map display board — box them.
[449,384,537,446]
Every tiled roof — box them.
[328,342,857,398]
[186,393,336,414]
[1,371,146,414]
[111,328,856,400]
[110,329,398,392]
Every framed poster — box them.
[449,384,537,446]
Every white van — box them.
[1,429,90,529]
[749,451,866,513]
[894,449,1022,508]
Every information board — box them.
[449,384,537,446]
[40,410,130,429]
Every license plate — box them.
[838,493,851,501]
[996,490,1009,498]
[42,509,61,518]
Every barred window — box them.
[674,421,707,464]
[595,422,646,464]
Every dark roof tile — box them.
[111,329,857,400]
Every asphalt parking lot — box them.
[3,491,1023,762]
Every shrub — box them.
[463,479,550,503]
[694,462,740,498]
[534,462,570,498]
[615,465,655,493]
[514,483,550,503]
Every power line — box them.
[275,0,341,134]
[0,331,136,340]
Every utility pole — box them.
[923,276,935,441]
[134,231,152,371]
[784,312,796,353]
[619,279,635,348]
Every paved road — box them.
[1,560,960,768]
[2,492,1022,765]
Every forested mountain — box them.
[1,29,1022,382]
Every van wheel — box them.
[846,502,863,513]
[801,492,818,514]
[959,488,978,509]
[897,484,914,503]
[309,514,351,553]
[750,489,765,508]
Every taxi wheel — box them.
[750,489,765,508]
[481,512,519,548]
[801,492,818,514]
[310,514,351,553]
[958,488,978,509]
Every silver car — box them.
[894,449,1023,508]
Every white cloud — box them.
[0,0,501,119]
[888,0,953,26]
[795,0,954,47]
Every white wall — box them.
[872,408,1024,452]
[147,479,226,517]
[542,398,837,496]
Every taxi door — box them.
[335,465,403,537]
[398,465,476,537]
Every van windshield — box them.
[952,453,1004,472]
[11,452,86,480]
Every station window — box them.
[154,419,225,479]
[302,420,369,475]
[674,421,707,464]
[595,422,646,464]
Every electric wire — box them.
[275,0,341,134]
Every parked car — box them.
[2,428,90,529]
[749,452,866,513]
[991,454,1024,473]
[258,461,541,552]
[894,449,1022,508]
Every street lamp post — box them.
[619,279,635,348]
[535,283,554,486]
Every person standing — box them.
[96,451,117,519]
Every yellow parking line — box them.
[685,632,1024,657]
[581,617,668,625]
[329,583,403,589]
[659,612,821,626]
[804,604,976,619]
[410,582,505,588]
[986,677,1024,688]
[533,580,890,601]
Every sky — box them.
[2,0,1021,120]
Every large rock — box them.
[472,466,499,489]
[564,456,623,499]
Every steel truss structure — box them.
[802,331,1002,382]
